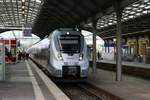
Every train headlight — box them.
[58,53,63,60]
[79,53,83,61]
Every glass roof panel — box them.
[97,0,150,29]
[0,0,42,29]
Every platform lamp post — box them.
[114,0,123,81]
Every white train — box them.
[28,28,89,80]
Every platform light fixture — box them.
[22,0,25,19]
[22,5,25,9]
[22,0,25,3]
[113,38,116,42]
[22,11,25,14]
[67,32,70,35]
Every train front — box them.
[52,30,89,79]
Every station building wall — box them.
[101,34,150,63]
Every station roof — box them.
[0,0,42,33]
[0,0,150,39]
[96,0,150,39]
[32,0,114,37]
[32,0,138,38]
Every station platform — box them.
[88,68,150,100]
[99,60,150,69]
[0,60,70,100]
[90,60,150,78]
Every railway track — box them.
[57,83,101,100]
[31,58,122,100]
[56,83,122,100]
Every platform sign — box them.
[0,39,5,81]
[23,23,32,37]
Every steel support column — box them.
[108,40,110,53]
[114,1,123,81]
[92,29,97,73]
[148,35,150,46]
[104,40,106,53]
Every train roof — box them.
[27,38,50,53]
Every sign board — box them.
[23,23,32,37]
[0,39,5,81]
[0,40,17,44]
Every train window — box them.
[60,40,79,44]
[59,35,80,53]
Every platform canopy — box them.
[0,0,150,39]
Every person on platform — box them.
[25,53,29,60]
[18,51,22,61]
[21,51,25,60]
[97,51,102,60]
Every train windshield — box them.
[59,35,81,53]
